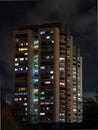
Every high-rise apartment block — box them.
[13,23,82,123]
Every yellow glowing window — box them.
[19,98,22,101]
[78,98,82,101]
[21,43,23,46]
[34,89,38,94]
[24,98,27,101]
[18,87,27,91]
[73,75,76,79]
[18,48,28,51]
[34,45,39,49]
[40,102,45,105]
[67,56,70,58]
[26,43,28,45]
[73,67,76,71]
[73,109,77,112]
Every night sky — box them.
[0,0,97,101]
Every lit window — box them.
[78,93,81,96]
[14,93,19,96]
[24,52,28,55]
[23,92,28,95]
[50,71,54,74]
[67,56,70,58]
[77,57,80,60]
[19,98,22,101]
[41,92,45,95]
[67,50,70,54]
[50,76,54,79]
[34,89,38,94]
[15,68,19,71]
[52,40,54,43]
[20,68,23,71]
[78,97,82,101]
[73,96,76,99]
[40,31,45,35]
[40,66,45,70]
[21,43,23,46]
[73,75,76,79]
[20,58,24,61]
[18,48,28,51]
[73,71,76,75]
[23,102,27,106]
[25,113,28,116]
[15,58,18,61]
[15,63,19,66]
[67,79,70,82]
[34,99,38,102]
[46,36,50,39]
[45,102,50,105]
[73,88,76,91]
[40,102,45,105]
[60,67,64,70]
[60,113,65,116]
[40,97,45,100]
[34,45,39,49]
[34,40,39,45]
[35,64,38,67]
[14,98,18,101]
[44,102,54,105]
[34,79,38,83]
[59,58,65,61]
[24,98,27,101]
[34,109,38,112]
[46,56,50,59]
[18,88,27,91]
[16,38,19,42]
[73,67,76,70]
[46,107,49,110]
[33,68,38,74]
[15,68,18,71]
[45,81,51,84]
[60,82,65,85]
[73,109,77,112]
[26,42,28,45]
[40,113,45,115]
[25,58,28,60]
[26,67,28,70]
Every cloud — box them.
[74,7,96,32]
[26,0,96,57]
[26,0,81,24]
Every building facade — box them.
[13,23,82,123]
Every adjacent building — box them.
[13,23,82,123]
